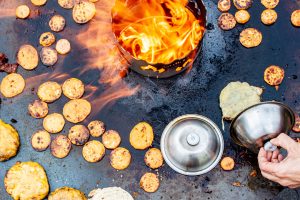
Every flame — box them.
[112,0,205,65]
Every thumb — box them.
[270,133,297,152]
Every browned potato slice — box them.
[88,120,105,137]
[72,0,96,24]
[39,32,56,47]
[261,0,279,9]
[140,173,160,193]
[68,125,90,145]
[0,73,25,98]
[50,135,72,158]
[62,78,84,99]
[31,0,47,6]
[144,148,164,169]
[82,140,105,163]
[233,0,253,9]
[0,120,20,161]
[48,187,86,200]
[102,130,121,149]
[17,44,39,70]
[261,9,277,25]
[40,47,58,66]
[220,157,235,170]
[56,39,71,55]
[239,28,262,48]
[37,81,62,103]
[16,5,30,19]
[218,0,231,12]
[31,130,51,151]
[58,0,75,9]
[129,122,154,150]
[264,65,284,86]
[218,13,237,31]
[49,15,66,32]
[43,113,65,134]
[110,147,131,170]
[235,10,250,24]
[291,10,300,27]
[293,116,300,133]
[28,100,49,118]
[63,99,92,123]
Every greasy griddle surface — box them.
[0,0,300,199]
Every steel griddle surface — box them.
[0,0,300,199]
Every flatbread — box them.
[88,187,134,200]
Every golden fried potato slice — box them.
[264,65,284,86]
[102,130,121,149]
[218,13,237,31]
[37,81,62,103]
[72,0,96,24]
[239,28,262,48]
[293,116,300,133]
[129,122,154,150]
[235,10,250,24]
[4,161,49,200]
[261,9,278,25]
[56,39,71,55]
[0,73,25,98]
[39,32,56,47]
[68,125,90,145]
[43,113,65,133]
[291,10,300,27]
[110,147,131,170]
[31,0,47,6]
[58,0,75,9]
[0,120,19,161]
[261,0,279,9]
[31,130,51,151]
[89,0,98,2]
[218,0,231,12]
[62,78,84,99]
[233,0,253,9]
[40,47,58,66]
[16,5,30,19]
[144,148,163,169]
[28,100,49,118]
[50,135,72,158]
[221,157,235,170]
[63,99,92,123]
[140,173,160,193]
[88,120,105,137]
[49,187,87,200]
[82,140,105,163]
[49,15,66,32]
[17,44,39,70]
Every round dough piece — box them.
[233,0,253,9]
[40,47,58,66]
[63,99,92,123]
[39,32,56,47]
[218,0,231,12]
[58,0,75,9]
[31,130,51,151]
[16,5,30,19]
[102,130,121,149]
[88,187,134,200]
[110,147,131,170]
[68,125,90,145]
[88,120,105,137]
[49,15,66,32]
[0,73,25,98]
[37,81,62,103]
[235,10,250,24]
[261,0,279,9]
[261,9,278,25]
[0,120,20,161]
[218,13,236,31]
[144,148,164,169]
[4,161,49,200]
[62,78,85,99]
[17,44,39,70]
[291,10,300,27]
[140,173,160,193]
[82,140,105,163]
[239,28,262,48]
[72,0,96,24]
[31,0,47,6]
[264,65,285,86]
[43,113,65,133]
[28,100,49,118]
[56,39,71,55]
[129,122,154,150]
[50,135,72,158]
[49,187,86,200]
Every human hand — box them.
[258,133,300,188]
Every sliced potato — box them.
[82,140,105,163]
[0,73,25,98]
[218,13,237,31]
[220,157,235,171]
[235,10,250,24]
[129,122,154,150]
[62,78,84,99]
[31,0,47,6]
[40,47,58,66]
[50,135,72,158]
[261,0,279,9]
[16,5,30,19]
[49,15,66,32]
[63,99,92,123]
[31,130,51,151]
[233,0,253,9]
[39,32,56,47]
[88,120,105,137]
[264,65,284,86]
[56,39,71,55]
[43,113,65,134]
[102,130,121,149]
[0,120,20,161]
[48,187,87,200]
[291,10,300,27]
[140,173,160,193]
[218,0,231,12]
[110,147,131,170]
[68,125,90,145]
[261,9,277,25]
[28,100,49,118]
[37,81,62,103]
[72,0,96,24]
[17,44,39,70]
[293,116,300,133]
[58,0,75,9]
[239,28,262,48]
[144,148,164,169]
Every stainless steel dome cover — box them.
[161,114,224,176]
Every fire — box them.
[112,0,205,65]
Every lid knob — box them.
[186,133,200,146]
